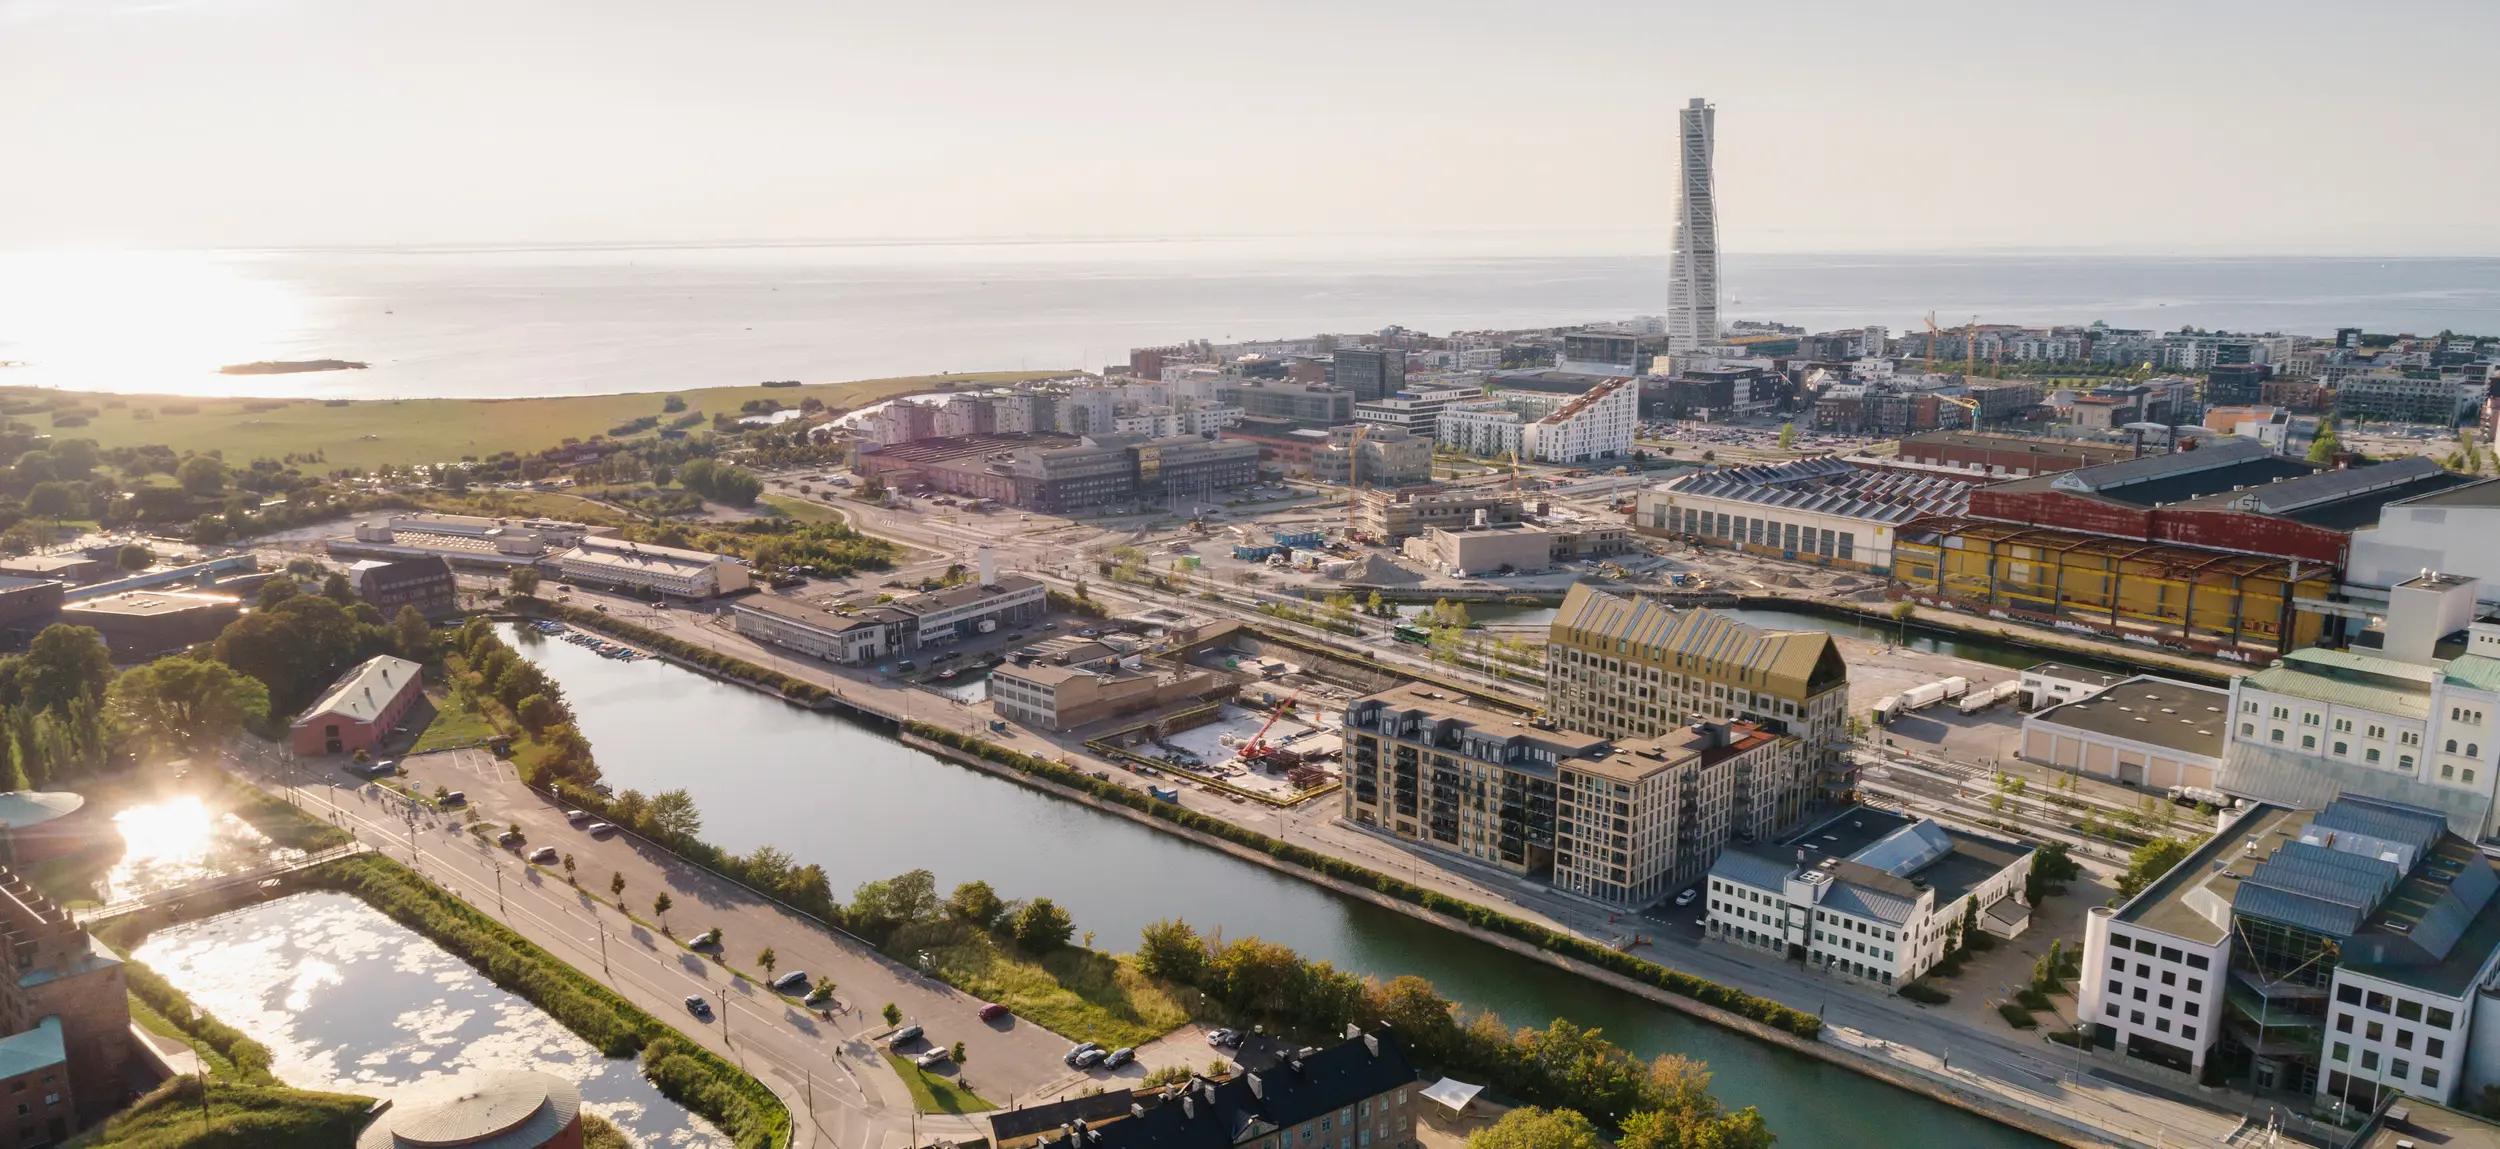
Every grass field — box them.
[29,371,1063,473]
[74,1077,374,1149]
[411,690,501,753]
[887,920,1195,1050]
[882,1053,999,1115]
[758,493,848,525]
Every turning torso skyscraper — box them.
[1666,97,1719,354]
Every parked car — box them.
[527,846,559,865]
[1073,1048,1107,1070]
[913,1048,950,1068]
[1673,888,1699,907]
[496,830,523,847]
[1206,1028,1241,1048]
[684,995,712,1018]
[565,810,592,826]
[1065,1042,1101,1066]
[979,1003,1009,1022]
[770,971,809,994]
[440,791,468,807]
[585,822,616,837]
[889,1024,924,1048]
[1103,1048,1134,1069]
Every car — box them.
[584,822,616,837]
[1064,1041,1101,1066]
[979,1003,1009,1022]
[496,830,523,847]
[1102,1048,1134,1069]
[890,1024,925,1047]
[914,1048,951,1067]
[770,971,809,994]
[440,791,468,807]
[565,810,592,826]
[935,650,961,662]
[1206,1028,1241,1048]
[1078,628,1100,637]
[1073,1048,1107,1069]
[684,995,712,1018]
[527,846,559,864]
[1041,622,1058,630]
[897,659,918,671]
[936,669,957,681]
[1673,888,1699,907]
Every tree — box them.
[2309,422,2343,464]
[23,482,77,521]
[190,514,230,547]
[392,606,435,663]
[320,572,355,605]
[516,693,563,734]
[2027,840,2079,902]
[645,893,669,931]
[1777,422,1797,450]
[610,872,627,902]
[14,624,114,716]
[1465,1107,1605,1149]
[757,946,776,978]
[949,1040,966,1064]
[177,455,228,496]
[562,854,577,883]
[881,1002,902,1027]
[2117,836,2198,898]
[1013,898,1075,952]
[850,869,940,937]
[105,656,270,753]
[944,880,1005,930]
[509,567,542,597]
[0,521,50,556]
[649,788,703,841]
[258,578,299,609]
[1136,919,1207,983]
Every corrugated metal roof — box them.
[2230,456,2448,514]
[2217,742,2495,840]
[2050,437,2274,494]
[1711,843,1801,891]
[2233,880,2373,938]
[2240,661,2432,720]
[2444,654,2500,692]
[1553,584,1840,696]
[1820,880,1919,926]
[1852,819,1956,878]
[2310,795,2448,861]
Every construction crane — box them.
[1924,312,1941,372]
[1343,423,1371,543]
[1938,393,1982,429]
[1964,315,1981,378]
[1509,447,1524,493]
[1237,687,1306,764]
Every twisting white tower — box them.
[1666,97,1719,354]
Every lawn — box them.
[411,689,502,753]
[759,493,848,525]
[38,370,1064,473]
[72,1077,373,1149]
[882,1053,999,1116]
[887,920,1196,1051]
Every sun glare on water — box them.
[0,251,309,395]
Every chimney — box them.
[978,548,997,587]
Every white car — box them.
[1673,888,1700,907]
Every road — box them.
[225,741,1161,1149]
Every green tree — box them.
[757,945,776,978]
[516,693,564,734]
[1012,898,1075,952]
[653,893,673,931]
[1466,1107,1606,1149]
[2117,836,2199,898]
[105,656,271,753]
[610,872,626,902]
[391,605,435,663]
[944,880,1005,930]
[322,572,357,604]
[949,1040,967,1064]
[2309,422,2343,464]
[562,854,577,883]
[881,1002,902,1027]
[509,567,542,597]
[23,482,78,521]
[649,788,703,841]
[1135,919,1207,983]
[1777,422,1797,449]
[177,455,228,496]
[12,624,114,716]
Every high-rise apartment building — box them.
[1332,348,1407,403]
[1666,97,1720,353]
[1545,584,1847,837]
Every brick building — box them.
[350,557,458,619]
[290,655,425,755]
[0,869,130,1131]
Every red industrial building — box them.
[290,655,424,756]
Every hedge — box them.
[907,723,1823,1041]
[518,601,828,705]
[1996,1003,2039,1029]
[122,959,278,1083]
[1898,983,1950,1005]
[304,854,789,1149]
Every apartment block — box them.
[1545,584,1848,836]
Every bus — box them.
[1391,622,1432,646]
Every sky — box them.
[5,0,2495,255]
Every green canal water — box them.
[502,624,2049,1147]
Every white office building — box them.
[554,536,751,599]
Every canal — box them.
[503,624,2048,1147]
[137,891,727,1148]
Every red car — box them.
[979,1003,1009,1022]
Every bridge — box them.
[77,842,368,926]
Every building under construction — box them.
[1889,441,2469,657]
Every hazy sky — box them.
[6,0,2494,254]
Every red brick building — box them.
[0,869,130,1131]
[290,655,424,755]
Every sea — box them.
[1,239,2496,400]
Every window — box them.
[2183,1025,2197,1041]
[2333,1042,2349,1063]
[2398,1000,2422,1022]
[2303,735,2317,750]
[2430,1008,2456,1029]
[2366,1021,2385,1041]
[2428,1037,2446,1058]
[2104,1002,2118,1018]
[2424,1067,2443,1088]
[2130,1010,2144,1025]
[2338,985,2364,1005]
[2188,954,2209,970]
[2368,748,2383,764]
[2242,723,2255,737]
[2334,742,2348,756]
[2396,1029,2413,1050]
[2362,1051,2380,1071]
[2402,754,2417,771]
[2336,1013,2354,1033]
[2271,730,2286,744]
[2393,1059,2411,1080]
[2447,739,2459,754]
[2336,718,2353,733]
[2368,991,2393,1014]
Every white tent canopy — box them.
[1420,1077,1486,1114]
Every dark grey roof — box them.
[1666,460,1969,524]
[2025,676,2229,759]
[1712,841,1804,891]
[2391,478,2500,509]
[997,1029,1420,1149]
[2050,436,2275,493]
[2309,795,2448,863]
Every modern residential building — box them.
[1633,458,1969,573]
[1331,348,1407,402]
[2336,372,2477,425]
[553,536,750,599]
[1557,330,1654,376]
[349,556,458,619]
[1666,97,1720,353]
[1522,375,1639,463]
[0,868,130,1127]
[2019,675,2231,792]
[1351,385,1479,440]
[987,1028,1420,1149]
[58,589,242,657]
[1341,683,1801,904]
[290,655,425,755]
[1308,424,1431,487]
[1435,399,1528,459]
[1546,584,1849,833]
[1706,806,2034,987]
[1218,381,1355,430]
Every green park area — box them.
[39,371,1060,474]
[881,1053,998,1116]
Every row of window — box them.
[2105,931,2212,970]
[2106,1002,2198,1042]
[2333,1011,2447,1059]
[2329,1043,2441,1090]
[1676,508,1858,563]
[2335,983,2456,1030]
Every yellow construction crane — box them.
[1509,447,1523,493]
[1964,315,1981,378]
[1924,312,1940,372]
[1939,393,1982,429]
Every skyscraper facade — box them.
[1667,97,1720,354]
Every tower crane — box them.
[1343,423,1371,542]
[1237,686,1306,765]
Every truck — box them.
[1937,676,1971,700]
[1148,786,1182,803]
[1869,695,1903,725]
[1955,681,2022,715]
[1900,682,1950,711]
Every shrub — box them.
[1898,983,1950,1005]
[2015,988,2053,1011]
[1997,1003,2039,1029]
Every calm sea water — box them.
[1,242,2495,399]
